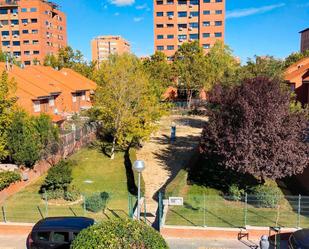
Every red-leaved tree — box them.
[200,77,308,182]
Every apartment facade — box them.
[300,28,309,53]
[154,0,225,59]
[0,0,67,66]
[91,35,131,67]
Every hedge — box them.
[0,171,21,191]
[71,219,169,249]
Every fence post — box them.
[83,195,86,217]
[1,205,6,223]
[297,194,301,228]
[203,193,206,227]
[144,196,146,223]
[128,193,132,219]
[244,193,248,227]
[158,192,162,229]
[44,191,48,218]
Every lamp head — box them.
[133,160,145,173]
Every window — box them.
[30,8,37,12]
[32,29,38,34]
[13,51,21,56]
[203,44,210,49]
[21,8,27,13]
[37,231,49,241]
[12,30,19,35]
[178,0,187,5]
[81,92,86,101]
[52,232,69,243]
[2,41,9,46]
[167,23,174,28]
[157,35,163,39]
[0,20,8,25]
[72,94,77,103]
[215,10,222,14]
[190,0,199,5]
[11,8,18,14]
[215,32,222,37]
[167,11,174,17]
[203,33,210,38]
[178,23,187,28]
[156,0,163,4]
[1,31,9,36]
[203,0,210,2]
[21,19,28,24]
[215,21,222,26]
[156,12,163,17]
[178,34,187,40]
[31,18,38,23]
[203,21,210,26]
[167,0,174,4]
[33,50,40,55]
[216,0,222,2]
[189,22,198,28]
[189,34,199,40]
[0,9,8,14]
[156,24,163,28]
[157,45,164,51]
[167,45,174,50]
[23,40,30,45]
[190,11,199,17]
[13,41,20,46]
[178,11,187,17]
[11,20,19,25]
[24,51,30,55]
[49,97,55,107]
[33,40,39,45]
[203,10,210,15]
[22,30,29,34]
[167,34,174,39]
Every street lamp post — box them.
[133,160,145,221]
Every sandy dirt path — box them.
[136,114,208,221]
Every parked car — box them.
[26,217,94,249]
[289,229,309,249]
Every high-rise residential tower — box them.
[300,28,309,53]
[91,35,131,67]
[0,0,67,66]
[154,0,225,60]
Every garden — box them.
[2,147,141,223]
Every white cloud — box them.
[226,3,285,19]
[133,17,144,22]
[136,3,147,9]
[109,0,134,6]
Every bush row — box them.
[0,171,21,191]
[85,192,110,213]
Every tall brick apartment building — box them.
[154,0,225,59]
[91,35,131,67]
[0,0,67,66]
[300,28,309,53]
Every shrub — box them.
[251,184,283,208]
[0,171,21,191]
[228,184,244,201]
[85,192,110,213]
[71,219,169,249]
[40,160,73,193]
[64,185,80,202]
[44,189,65,200]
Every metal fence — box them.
[160,194,309,229]
[1,191,137,224]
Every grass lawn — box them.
[2,148,141,223]
[164,168,309,228]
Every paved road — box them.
[0,235,27,249]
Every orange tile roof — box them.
[285,62,309,82]
[60,68,97,90]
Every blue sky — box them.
[53,0,309,62]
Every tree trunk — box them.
[187,90,193,109]
[259,174,265,185]
[110,136,116,160]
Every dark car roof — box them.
[293,229,309,247]
[32,217,94,232]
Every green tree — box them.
[0,71,17,160]
[143,51,174,100]
[93,54,163,159]
[204,41,240,89]
[7,111,41,167]
[284,50,309,68]
[173,41,207,107]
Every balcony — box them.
[0,0,19,6]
